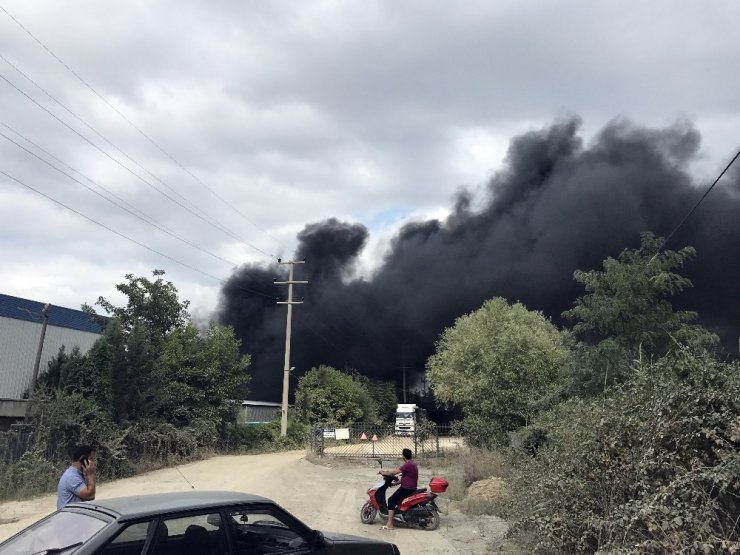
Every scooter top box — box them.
[429,477,449,493]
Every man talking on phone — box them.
[56,445,96,510]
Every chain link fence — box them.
[309,422,465,459]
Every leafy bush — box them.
[0,450,58,500]
[26,389,129,479]
[124,419,218,465]
[221,419,309,452]
[503,353,740,554]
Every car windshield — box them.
[0,510,108,555]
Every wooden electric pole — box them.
[25,303,52,418]
[275,259,308,436]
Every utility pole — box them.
[275,259,308,437]
[400,344,408,403]
[26,303,52,418]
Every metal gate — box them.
[309,423,463,459]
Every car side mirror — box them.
[311,530,328,548]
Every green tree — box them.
[563,232,717,394]
[294,365,365,425]
[63,338,113,413]
[87,270,189,422]
[153,322,250,428]
[426,297,570,444]
[85,270,251,428]
[92,269,190,348]
[38,345,74,390]
[351,372,398,424]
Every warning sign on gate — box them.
[371,434,379,442]
[360,432,368,440]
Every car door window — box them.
[148,512,227,555]
[227,508,310,554]
[98,521,150,555]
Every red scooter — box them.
[360,472,448,530]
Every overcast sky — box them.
[1,0,738,322]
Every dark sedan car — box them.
[0,491,400,555]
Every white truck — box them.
[394,403,421,435]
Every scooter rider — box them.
[380,448,418,530]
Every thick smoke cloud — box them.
[218,117,740,401]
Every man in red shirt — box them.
[380,448,418,530]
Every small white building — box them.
[0,293,103,421]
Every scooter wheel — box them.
[360,502,377,524]
[420,509,440,531]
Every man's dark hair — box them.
[402,448,413,460]
[71,445,94,462]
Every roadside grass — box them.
[0,451,58,501]
[0,423,308,503]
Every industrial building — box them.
[0,293,103,424]
[241,400,282,424]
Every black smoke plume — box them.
[218,117,740,402]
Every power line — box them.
[0,125,239,267]
[1,120,156,222]
[0,71,274,259]
[232,285,279,301]
[1,168,226,282]
[0,52,244,237]
[0,4,285,252]
[662,149,740,249]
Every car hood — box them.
[322,531,382,542]
[321,531,399,554]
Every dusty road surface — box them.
[0,451,507,554]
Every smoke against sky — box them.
[218,117,740,401]
[2,1,740,323]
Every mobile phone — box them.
[80,456,89,468]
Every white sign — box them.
[335,428,350,440]
[323,428,335,439]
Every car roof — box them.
[65,490,272,521]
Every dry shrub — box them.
[468,476,508,502]
[503,354,740,554]
[460,476,508,516]
[426,447,511,508]
[463,448,511,485]
[0,450,58,500]
[125,419,217,462]
[460,495,499,516]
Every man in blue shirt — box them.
[56,445,96,510]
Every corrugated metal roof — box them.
[242,400,282,407]
[0,293,103,334]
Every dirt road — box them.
[0,451,506,554]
